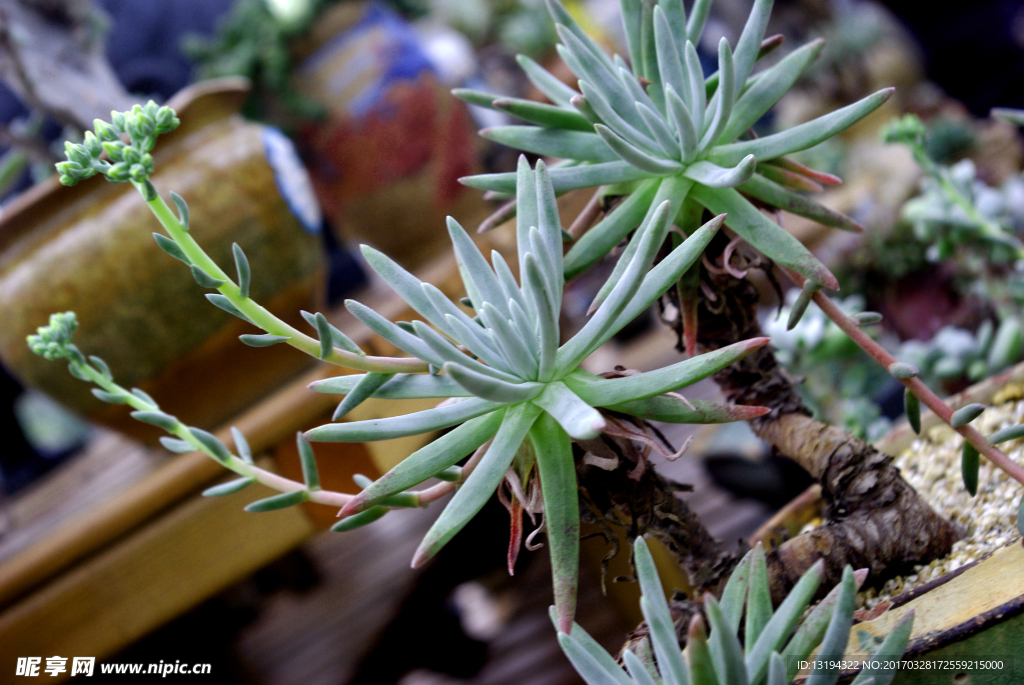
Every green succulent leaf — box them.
[745,543,773,652]
[962,442,980,496]
[331,506,388,532]
[413,402,542,566]
[305,396,502,442]
[806,566,857,685]
[245,489,308,512]
[634,538,689,685]
[203,477,256,497]
[849,612,914,685]
[705,593,749,685]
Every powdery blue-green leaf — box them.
[575,79,659,153]
[636,101,683,159]
[203,476,255,497]
[745,560,824,685]
[532,412,580,634]
[691,184,839,290]
[683,155,756,188]
[739,174,864,233]
[305,396,502,442]
[310,372,469,399]
[478,303,538,379]
[516,54,579,107]
[806,566,857,685]
[461,161,649,195]
[482,126,618,163]
[445,362,544,403]
[331,506,388,532]
[990,423,1024,445]
[346,299,444,367]
[239,333,291,347]
[683,41,706,135]
[130,410,178,431]
[719,547,753,633]
[190,427,232,463]
[557,633,626,685]
[634,538,688,685]
[566,337,769,407]
[710,89,894,166]
[411,320,520,382]
[686,0,712,43]
[622,650,659,685]
[653,6,687,110]
[531,381,605,440]
[905,388,921,435]
[296,432,320,490]
[551,609,634,685]
[564,179,660,279]
[447,217,512,317]
[159,436,194,453]
[705,594,749,685]
[700,38,736,150]
[950,403,985,428]
[91,388,126,404]
[153,233,190,265]
[232,243,251,299]
[849,611,914,685]
[340,410,505,515]
[603,394,769,424]
[190,265,226,288]
[360,245,452,333]
[666,86,699,161]
[767,653,787,685]
[730,0,773,99]
[783,569,867,680]
[523,254,559,381]
[332,372,394,420]
[718,38,825,144]
[745,543,772,653]
[300,310,364,356]
[492,97,594,132]
[170,191,190,230]
[594,124,685,175]
[244,489,308,512]
[412,402,542,566]
[962,442,980,496]
[231,426,253,463]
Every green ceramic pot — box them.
[0,79,325,442]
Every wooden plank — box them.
[0,481,315,681]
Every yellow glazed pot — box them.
[0,79,325,442]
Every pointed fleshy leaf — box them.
[130,410,178,432]
[340,410,505,516]
[684,155,756,188]
[602,394,769,424]
[740,173,864,232]
[783,569,869,680]
[569,338,769,407]
[202,477,255,497]
[719,548,752,632]
[300,310,364,356]
[411,320,520,382]
[516,54,579,107]
[534,160,565,278]
[576,82,661,157]
[491,97,594,131]
[759,162,824,192]
[654,6,687,109]
[532,413,580,633]
[588,176,692,315]
[305,397,502,442]
[730,0,773,98]
[531,381,605,440]
[360,245,455,336]
[331,506,388,532]
[600,214,724,347]
[413,402,541,565]
[691,185,839,289]
[666,86,700,161]
[482,126,618,163]
[745,560,824,685]
[231,426,253,463]
[719,39,825,144]
[699,38,735,151]
[709,89,895,166]
[905,388,921,435]
[564,179,660,278]
[684,41,706,135]
[806,566,857,685]
[559,198,676,370]
[558,633,627,684]
[745,543,772,653]
[190,265,225,288]
[551,609,634,685]
[705,594,749,685]
[153,233,190,265]
[478,303,538,379]
[622,650,659,685]
[346,299,443,366]
[232,243,251,299]
[686,0,712,44]
[170,191,190,230]
[159,436,194,453]
[332,372,394,420]
[546,0,619,77]
[310,372,468,399]
[849,611,914,685]
[296,432,320,490]
[447,216,509,317]
[687,615,719,685]
[620,0,643,77]
[990,423,1024,444]
[444,362,543,403]
[636,101,683,160]
[950,403,985,428]
[244,489,308,512]
[523,254,559,381]
[461,161,650,195]
[634,538,689,685]
[239,333,290,347]
[767,653,787,685]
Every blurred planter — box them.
[753,363,1024,684]
[0,78,325,443]
[288,2,490,268]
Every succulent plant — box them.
[47,104,774,632]
[560,537,914,685]
[314,157,770,631]
[456,0,893,352]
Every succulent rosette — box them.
[311,158,769,631]
[457,0,892,348]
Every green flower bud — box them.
[102,140,126,162]
[107,162,131,182]
[93,119,120,142]
[882,114,927,147]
